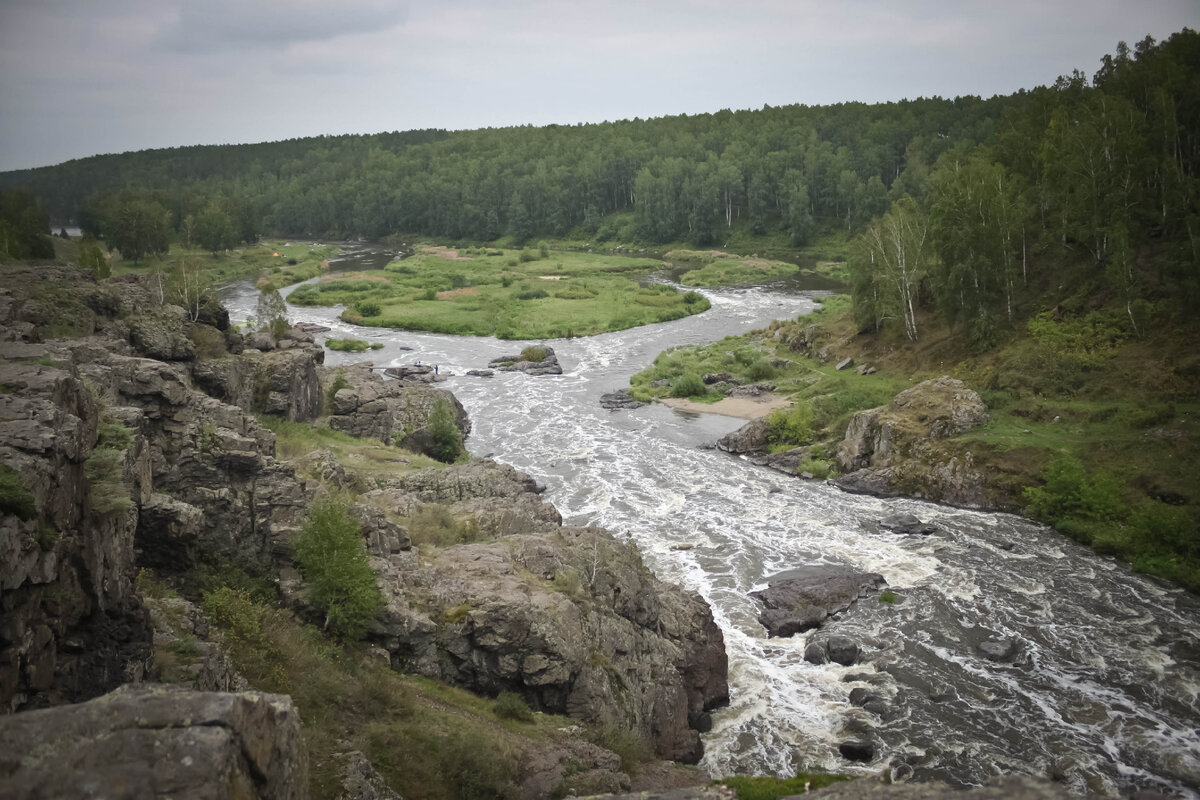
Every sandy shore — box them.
[659,394,789,420]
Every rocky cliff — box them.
[0,264,731,793]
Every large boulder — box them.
[371,524,727,763]
[715,417,772,454]
[835,376,990,507]
[0,685,304,799]
[751,565,886,638]
[321,364,470,456]
[192,337,325,422]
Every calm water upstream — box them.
[222,250,1200,798]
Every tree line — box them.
[847,30,1199,348]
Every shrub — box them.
[189,325,227,360]
[293,498,383,642]
[670,373,707,398]
[324,373,350,413]
[326,338,371,352]
[426,398,466,463]
[519,346,547,363]
[493,691,535,722]
[1023,454,1127,529]
[421,288,437,301]
[357,300,382,317]
[406,505,481,547]
[746,359,776,381]
[0,464,36,520]
[513,287,549,300]
[682,290,704,305]
[518,250,537,263]
[768,404,814,446]
[537,241,550,258]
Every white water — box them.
[223,271,1200,798]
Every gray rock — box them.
[804,642,829,664]
[0,685,304,799]
[826,635,862,666]
[600,389,646,410]
[726,381,775,398]
[372,524,728,763]
[702,372,735,385]
[335,750,402,800]
[751,566,886,638]
[878,512,936,535]
[384,364,445,383]
[836,357,855,371]
[488,345,563,376]
[716,417,771,454]
[466,369,494,377]
[838,740,875,761]
[321,363,470,457]
[978,637,1021,662]
[834,377,990,508]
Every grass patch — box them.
[257,416,442,482]
[287,247,710,338]
[326,338,384,352]
[717,772,851,799]
[666,249,801,286]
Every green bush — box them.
[0,464,36,520]
[492,691,535,722]
[746,359,777,381]
[682,290,704,305]
[426,398,466,463]
[293,498,383,642]
[1023,454,1127,530]
[513,287,549,300]
[421,288,438,301]
[326,338,371,352]
[357,300,382,317]
[519,346,547,363]
[717,772,851,799]
[670,373,708,398]
[768,404,814,446]
[324,373,350,413]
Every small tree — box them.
[293,498,383,642]
[426,398,465,463]
[256,288,289,337]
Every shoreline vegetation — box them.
[630,294,1199,591]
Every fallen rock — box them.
[0,685,304,799]
[702,372,735,385]
[726,381,775,398]
[751,566,886,637]
[466,369,494,377]
[335,750,403,800]
[836,357,855,371]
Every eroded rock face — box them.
[0,685,305,799]
[193,343,325,422]
[321,363,470,456]
[835,376,990,507]
[716,417,771,454]
[0,357,152,712]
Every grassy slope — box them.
[630,293,1200,591]
[288,245,710,339]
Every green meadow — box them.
[288,244,710,338]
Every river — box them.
[221,252,1200,798]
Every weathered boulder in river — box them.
[0,685,304,799]
[752,565,886,638]
[716,416,771,454]
[489,345,563,376]
[835,376,990,507]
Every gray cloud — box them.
[1,0,1198,171]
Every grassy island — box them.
[287,244,710,338]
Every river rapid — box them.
[222,251,1200,798]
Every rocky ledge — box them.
[751,565,886,638]
[0,684,304,799]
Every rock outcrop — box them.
[372,525,727,763]
[751,566,886,638]
[835,376,990,507]
[321,362,471,456]
[489,346,564,376]
[0,684,305,799]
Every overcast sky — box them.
[1,0,1197,172]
